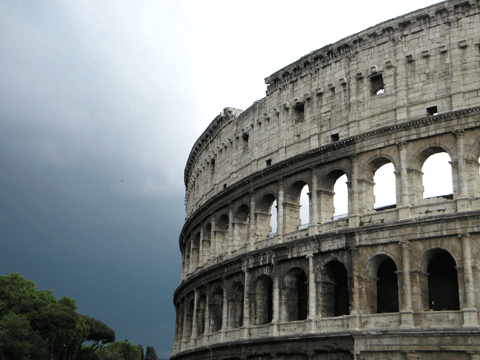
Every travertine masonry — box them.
[173,1,480,359]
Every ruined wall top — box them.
[183,0,480,218]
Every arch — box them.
[254,275,273,325]
[234,204,250,248]
[425,250,460,311]
[191,232,200,269]
[284,180,310,233]
[283,267,308,321]
[203,223,211,261]
[210,287,223,332]
[321,260,349,317]
[361,156,397,213]
[197,294,207,336]
[319,169,349,222]
[422,152,453,199]
[256,193,277,238]
[216,214,229,255]
[411,146,453,203]
[376,258,399,313]
[186,298,194,338]
[228,282,244,329]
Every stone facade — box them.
[172,1,480,359]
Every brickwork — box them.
[173,1,480,359]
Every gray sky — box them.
[0,0,442,356]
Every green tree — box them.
[0,312,32,359]
[137,344,145,360]
[81,315,116,351]
[145,346,157,360]
[98,340,142,360]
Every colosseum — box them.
[172,0,480,359]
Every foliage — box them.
[145,346,157,360]
[0,272,115,360]
[98,340,142,360]
[137,344,145,360]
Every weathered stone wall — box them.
[174,1,480,359]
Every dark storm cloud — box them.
[0,1,193,354]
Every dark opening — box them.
[266,159,272,167]
[284,268,308,321]
[376,259,399,313]
[255,276,273,325]
[229,283,244,329]
[210,288,223,332]
[293,103,305,124]
[223,184,227,189]
[331,133,340,142]
[427,106,438,116]
[211,158,215,174]
[242,133,249,151]
[197,295,206,335]
[334,265,349,316]
[370,74,385,95]
[428,252,459,311]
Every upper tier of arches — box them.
[180,119,480,278]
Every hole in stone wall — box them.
[426,106,438,115]
[331,133,339,142]
[370,74,385,95]
[374,163,396,209]
[428,252,459,311]
[293,103,305,124]
[223,184,227,189]
[266,159,272,167]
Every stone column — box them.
[228,205,234,253]
[397,141,411,219]
[210,214,216,258]
[192,289,199,338]
[349,245,361,329]
[400,241,414,328]
[243,267,250,329]
[454,130,470,211]
[277,180,284,238]
[272,271,280,322]
[460,234,478,327]
[249,191,256,250]
[204,288,210,336]
[199,226,204,266]
[309,167,319,234]
[222,280,228,331]
[306,253,316,332]
[307,253,316,319]
[349,155,360,227]
[188,240,194,274]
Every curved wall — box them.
[174,1,480,359]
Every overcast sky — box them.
[0,0,445,356]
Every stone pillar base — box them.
[398,205,411,220]
[462,308,479,328]
[349,215,359,228]
[400,310,414,328]
[308,224,318,236]
[348,313,360,330]
[306,318,316,332]
[457,197,470,212]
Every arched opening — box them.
[256,194,277,238]
[422,151,453,199]
[216,214,229,255]
[284,181,310,233]
[228,282,244,329]
[186,299,194,338]
[319,170,348,222]
[427,251,459,311]
[374,162,396,210]
[283,268,308,321]
[210,287,223,332]
[177,300,184,341]
[376,258,399,313]
[334,175,348,219]
[191,233,200,269]
[184,238,191,273]
[234,204,250,248]
[270,200,277,235]
[321,261,349,317]
[254,275,273,325]
[197,294,206,336]
[203,223,211,261]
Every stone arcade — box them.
[172,0,480,359]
